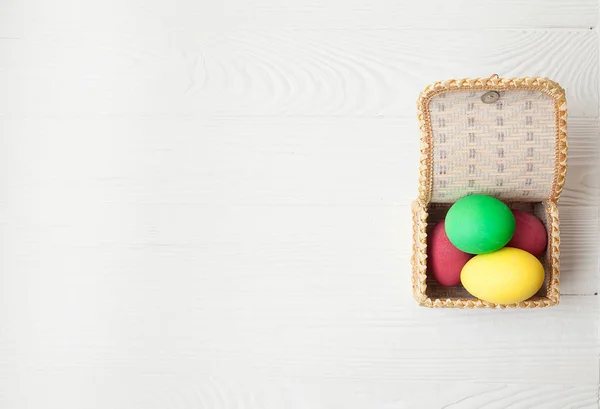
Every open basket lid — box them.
[416,77,567,204]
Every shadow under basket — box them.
[411,76,567,308]
[411,200,560,308]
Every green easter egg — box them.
[445,195,515,254]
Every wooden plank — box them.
[566,118,600,165]
[4,0,597,38]
[557,206,600,295]
[188,30,598,118]
[0,116,596,206]
[213,0,600,30]
[0,0,22,38]
[561,164,600,205]
[0,31,597,118]
[1,368,598,409]
[136,380,599,409]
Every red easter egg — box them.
[427,221,473,286]
[507,210,547,257]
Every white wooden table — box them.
[1,1,599,408]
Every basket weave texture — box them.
[411,77,567,309]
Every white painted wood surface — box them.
[1,1,599,408]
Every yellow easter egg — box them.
[460,247,544,304]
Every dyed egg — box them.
[507,210,547,257]
[427,221,473,286]
[461,247,545,304]
[445,195,515,254]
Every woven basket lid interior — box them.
[428,89,558,203]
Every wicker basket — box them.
[411,76,567,308]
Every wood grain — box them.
[566,118,600,164]
[0,31,597,118]
[4,0,598,38]
[210,0,600,30]
[137,379,600,409]
[2,117,596,205]
[556,205,599,294]
[188,30,598,118]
